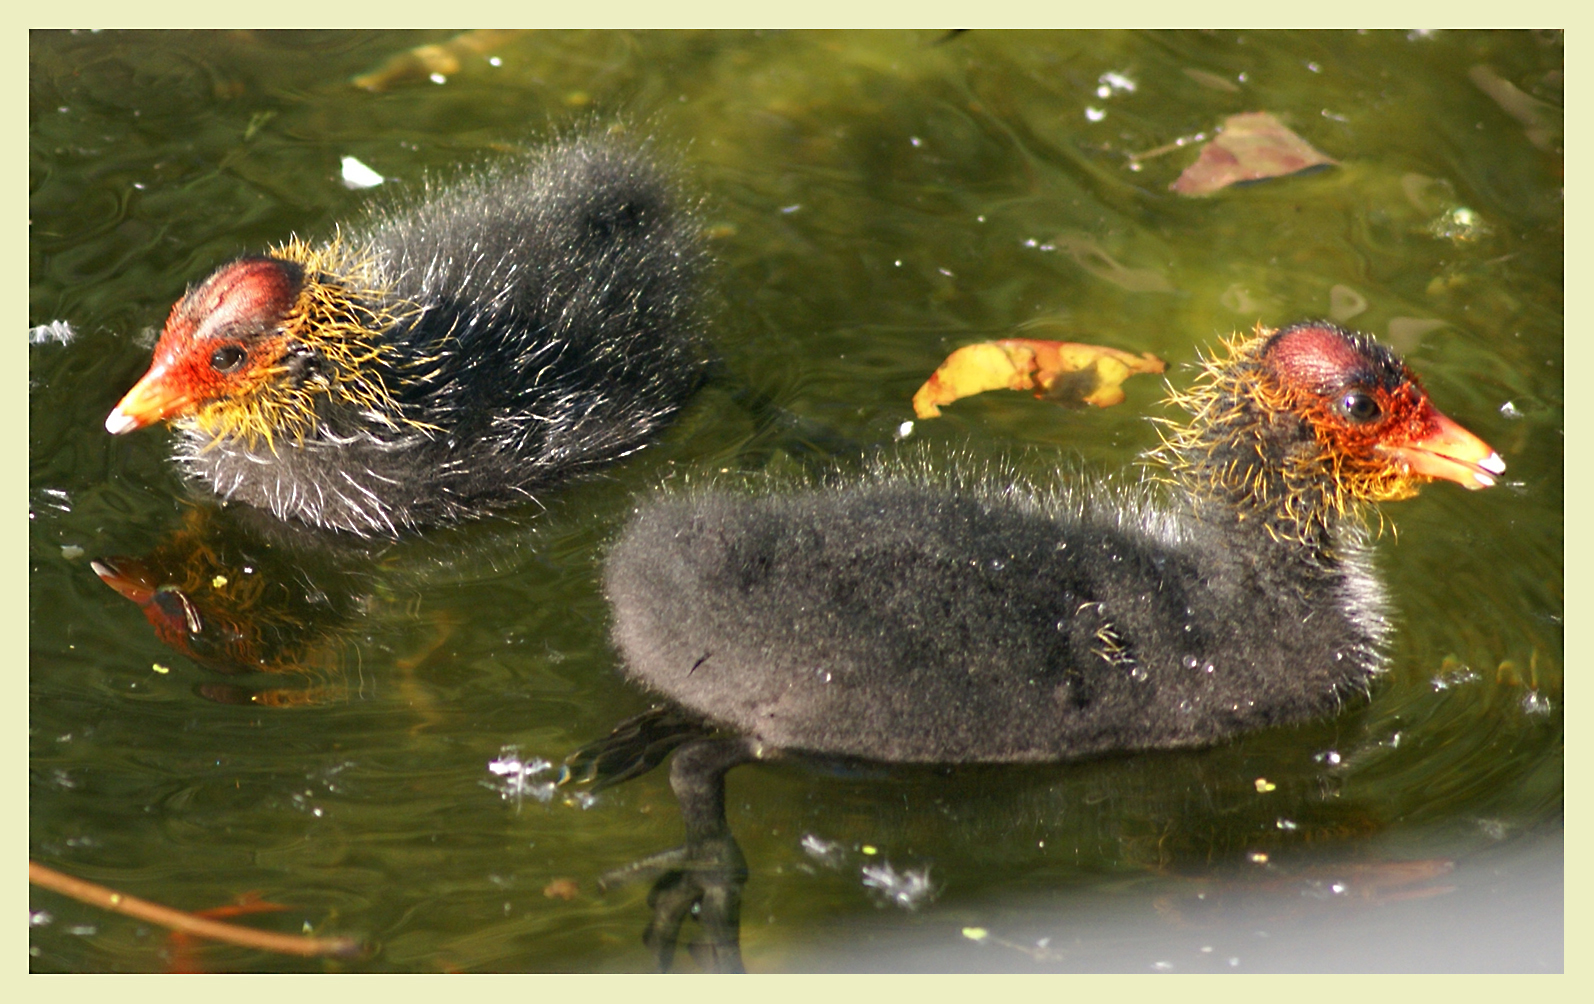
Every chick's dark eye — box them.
[1339,390,1381,424]
[209,345,248,373]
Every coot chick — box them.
[604,322,1504,763]
[106,135,709,536]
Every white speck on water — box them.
[910,136,923,147]
[895,420,915,440]
[30,911,53,928]
[1097,71,1137,95]
[1314,749,1342,766]
[340,156,385,190]
[429,73,447,84]
[1521,690,1553,715]
[1275,818,1298,831]
[780,204,801,214]
[1500,400,1523,419]
[1150,960,1173,971]
[60,545,83,560]
[1085,107,1107,122]
[1182,654,1199,669]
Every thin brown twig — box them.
[28,860,366,960]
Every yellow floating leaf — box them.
[352,30,526,92]
[913,339,1166,419]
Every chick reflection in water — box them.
[91,506,397,707]
[566,323,1503,971]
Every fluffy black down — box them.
[604,465,1389,764]
[183,135,709,535]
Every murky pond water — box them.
[29,29,1561,972]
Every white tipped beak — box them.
[105,407,138,435]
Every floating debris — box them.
[542,878,580,901]
[340,156,385,190]
[1427,206,1490,243]
[29,321,75,345]
[1520,690,1553,715]
[860,860,938,911]
[484,747,557,810]
[1431,663,1481,690]
[1096,71,1137,97]
[351,30,525,92]
[799,833,847,869]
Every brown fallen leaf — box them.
[913,339,1166,419]
[1171,112,1337,196]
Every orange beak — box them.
[90,558,156,604]
[1381,408,1506,490]
[105,362,197,435]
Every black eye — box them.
[1339,390,1381,424]
[209,345,247,373]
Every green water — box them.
[29,30,1561,972]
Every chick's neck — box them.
[1153,334,1369,560]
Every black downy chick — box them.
[579,323,1504,970]
[106,134,709,536]
[604,323,1503,763]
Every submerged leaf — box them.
[1468,65,1560,152]
[1053,233,1176,293]
[913,339,1166,418]
[1171,112,1337,196]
